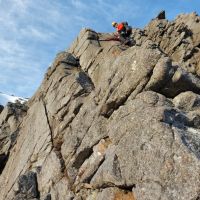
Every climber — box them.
[112,21,132,45]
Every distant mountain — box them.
[0,92,27,106]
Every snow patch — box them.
[0,92,27,106]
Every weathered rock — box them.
[0,105,3,113]
[53,51,79,67]
[76,71,95,93]
[44,194,51,200]
[144,12,200,75]
[1,12,200,200]
[156,10,166,19]
[96,187,135,200]
[90,91,200,200]
[0,153,8,174]
[0,102,28,175]
[14,171,39,200]
[0,101,52,200]
[145,57,174,93]
[145,57,200,97]
[173,91,200,111]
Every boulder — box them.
[14,171,39,200]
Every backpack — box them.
[126,25,132,34]
[122,22,132,35]
[122,21,128,26]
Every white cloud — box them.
[71,0,88,10]
[0,39,25,55]
[20,26,56,41]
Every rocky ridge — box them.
[0,11,200,200]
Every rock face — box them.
[1,12,200,200]
[0,102,28,174]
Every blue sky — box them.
[0,0,200,97]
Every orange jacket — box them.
[117,23,125,32]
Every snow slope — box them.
[0,92,27,106]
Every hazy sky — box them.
[0,0,200,97]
